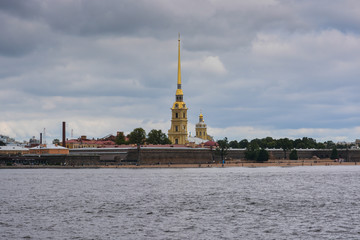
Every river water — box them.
[1,166,360,239]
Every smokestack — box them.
[62,121,66,147]
[40,133,42,145]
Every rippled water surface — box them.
[1,166,360,239]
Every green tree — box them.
[263,137,276,149]
[115,132,126,145]
[239,139,249,148]
[0,140,6,146]
[146,129,171,144]
[257,149,269,162]
[52,139,60,145]
[330,147,338,160]
[289,149,298,160]
[276,138,293,159]
[128,128,146,145]
[296,142,306,149]
[229,140,239,149]
[293,138,302,149]
[325,141,336,149]
[245,141,260,160]
[251,138,263,148]
[301,137,317,149]
[249,139,260,149]
[336,143,353,149]
[216,137,229,164]
[317,142,326,149]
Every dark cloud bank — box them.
[1,0,360,142]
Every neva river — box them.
[1,166,360,239]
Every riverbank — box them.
[1,159,358,169]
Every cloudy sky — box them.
[1,0,360,143]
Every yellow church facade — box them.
[168,35,188,145]
[195,113,209,141]
[168,35,213,145]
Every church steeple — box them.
[168,34,188,145]
[177,33,181,87]
[196,112,210,140]
[176,33,183,102]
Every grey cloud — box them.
[288,0,360,33]
[0,0,307,52]
[1,0,360,141]
[0,13,49,56]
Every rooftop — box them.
[30,144,68,150]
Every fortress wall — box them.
[4,148,360,166]
[65,155,101,165]
[223,149,360,161]
[124,148,360,164]
[311,149,360,161]
[226,149,245,160]
[126,148,215,165]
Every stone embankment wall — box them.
[126,148,215,165]
[0,154,100,166]
[125,148,360,164]
[227,149,360,161]
[2,148,360,166]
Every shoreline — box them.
[1,159,358,169]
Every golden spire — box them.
[175,33,183,97]
[177,33,181,86]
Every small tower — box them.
[195,112,209,140]
[168,34,188,144]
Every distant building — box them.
[0,134,16,145]
[355,139,360,148]
[168,35,188,145]
[188,136,207,146]
[195,113,213,141]
[99,134,116,142]
[167,36,215,144]
[65,136,115,149]
[29,144,69,155]
[0,146,29,155]
[28,136,40,148]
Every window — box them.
[175,104,178,108]
[175,113,178,118]
[175,126,178,132]
[175,139,178,144]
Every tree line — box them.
[227,137,354,150]
[115,128,171,145]
[215,137,351,162]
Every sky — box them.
[1,0,360,143]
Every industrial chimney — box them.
[62,121,66,147]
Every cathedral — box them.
[195,112,212,141]
[168,35,212,144]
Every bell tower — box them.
[168,34,188,144]
[196,112,208,140]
